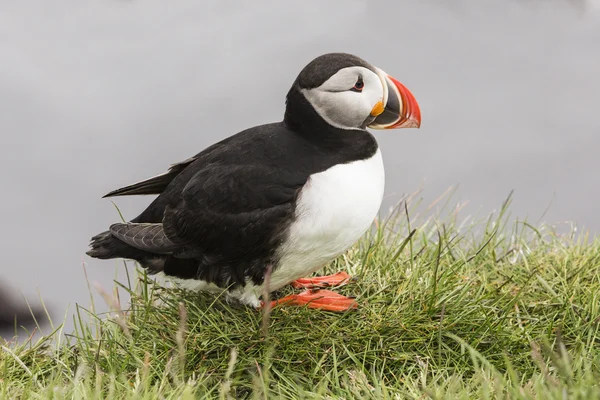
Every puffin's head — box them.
[286,53,421,131]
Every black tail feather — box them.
[87,230,154,261]
[87,231,204,280]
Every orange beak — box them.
[368,69,421,130]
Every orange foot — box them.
[291,271,353,289]
[268,289,358,312]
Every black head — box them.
[294,53,376,90]
[284,53,421,133]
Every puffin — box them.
[87,53,421,312]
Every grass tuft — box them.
[1,193,599,398]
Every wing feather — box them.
[110,223,180,253]
[102,157,197,198]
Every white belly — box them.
[269,148,385,291]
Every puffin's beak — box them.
[368,69,421,130]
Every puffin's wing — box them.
[109,222,180,253]
[162,163,306,263]
[102,156,198,198]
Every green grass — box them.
[1,193,600,399]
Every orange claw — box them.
[269,289,358,312]
[291,271,353,289]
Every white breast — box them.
[269,148,385,291]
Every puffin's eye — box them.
[350,77,364,92]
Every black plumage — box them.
[87,53,379,290]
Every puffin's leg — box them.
[291,271,353,289]
[267,289,358,312]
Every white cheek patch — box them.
[301,89,359,129]
[301,66,384,130]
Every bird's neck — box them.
[283,84,376,153]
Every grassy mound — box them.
[2,196,599,399]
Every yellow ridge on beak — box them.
[370,101,385,117]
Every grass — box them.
[1,192,600,399]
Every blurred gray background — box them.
[1,0,598,337]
